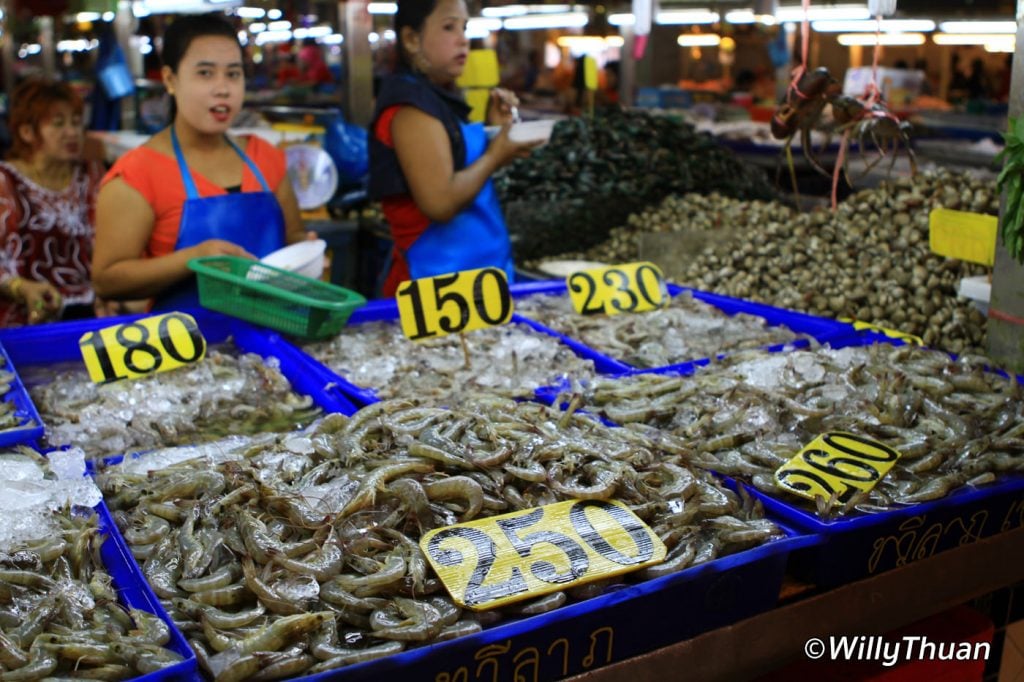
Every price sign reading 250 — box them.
[396,267,513,341]
[567,262,668,316]
[774,432,902,507]
[421,499,667,610]
[78,312,207,384]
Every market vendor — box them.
[0,79,106,326]
[91,13,305,310]
[370,0,540,297]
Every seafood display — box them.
[28,349,322,460]
[533,170,993,355]
[514,290,810,368]
[97,398,785,680]
[495,108,776,261]
[0,449,184,680]
[568,344,1024,518]
[1,353,36,434]
[303,320,598,404]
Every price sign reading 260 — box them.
[78,312,207,383]
[567,262,667,316]
[396,267,513,341]
[774,432,902,507]
[421,499,667,610]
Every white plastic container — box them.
[958,275,991,315]
[250,240,327,281]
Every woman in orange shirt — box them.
[92,13,304,309]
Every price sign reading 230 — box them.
[396,267,513,341]
[567,262,668,316]
[420,499,667,610]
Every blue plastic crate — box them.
[509,280,862,373]
[0,339,43,446]
[0,309,357,442]
[290,524,815,682]
[287,295,631,408]
[749,475,1024,589]
[95,500,198,681]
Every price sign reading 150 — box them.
[396,267,513,341]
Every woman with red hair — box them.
[0,78,104,325]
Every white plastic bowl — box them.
[484,119,558,146]
[250,239,326,281]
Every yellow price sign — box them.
[396,267,513,341]
[928,208,997,266]
[78,312,207,384]
[421,499,666,610]
[567,262,668,316]
[838,318,924,346]
[774,432,902,507]
[583,55,599,91]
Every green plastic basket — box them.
[187,255,366,339]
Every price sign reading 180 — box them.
[396,267,513,341]
[78,312,207,383]
[421,499,666,610]
[567,262,668,316]
[774,432,902,507]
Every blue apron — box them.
[153,127,286,310]
[402,121,514,282]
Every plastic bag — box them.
[96,42,134,100]
[323,114,369,185]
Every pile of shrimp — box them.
[98,397,785,681]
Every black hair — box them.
[394,0,440,69]
[160,13,241,120]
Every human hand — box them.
[486,123,543,168]
[487,88,521,126]
[190,239,255,260]
[21,280,62,324]
[305,231,332,281]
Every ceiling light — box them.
[837,32,925,45]
[776,4,871,22]
[367,3,397,15]
[939,21,1015,34]
[813,19,934,32]
[503,12,588,30]
[677,34,721,46]
[933,32,1016,45]
[657,9,719,25]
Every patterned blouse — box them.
[0,160,102,326]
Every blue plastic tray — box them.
[0,338,43,446]
[0,308,358,443]
[290,296,631,408]
[291,523,816,682]
[508,280,862,373]
[95,500,198,681]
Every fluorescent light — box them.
[503,12,588,30]
[933,32,1015,45]
[609,12,634,26]
[321,34,344,45]
[657,9,719,25]
[469,17,502,32]
[76,11,101,21]
[813,19,934,32]
[132,1,150,16]
[268,20,291,31]
[483,4,572,17]
[249,22,266,32]
[382,29,396,40]
[984,36,1015,52]
[939,21,1015,34]
[255,30,292,44]
[236,7,265,18]
[293,26,331,39]
[57,39,93,52]
[837,32,925,45]
[725,10,776,25]
[102,11,115,20]
[677,34,721,46]
[369,31,379,43]
[367,2,397,14]
[267,8,281,19]
[776,4,871,22]
[557,35,625,48]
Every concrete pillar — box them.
[39,16,55,79]
[340,0,373,126]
